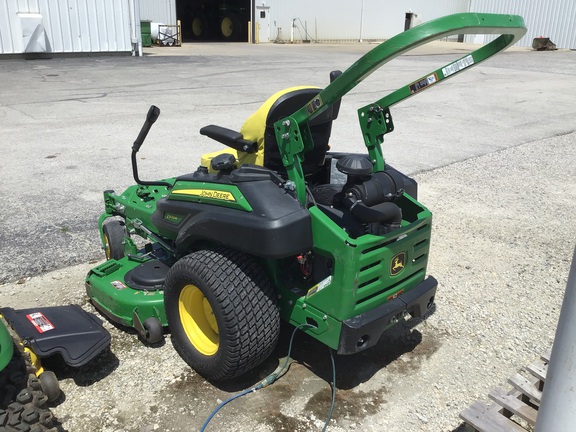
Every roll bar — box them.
[274,13,527,203]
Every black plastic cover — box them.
[152,172,313,259]
[336,155,373,176]
[124,259,170,291]
[0,305,111,367]
[200,124,257,153]
[337,276,437,355]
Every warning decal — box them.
[409,73,438,94]
[111,280,127,290]
[442,54,475,78]
[26,312,55,333]
[306,276,332,298]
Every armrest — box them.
[200,124,258,154]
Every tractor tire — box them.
[102,220,127,260]
[0,342,57,431]
[191,13,209,39]
[219,13,242,41]
[164,248,280,380]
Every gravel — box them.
[1,130,574,431]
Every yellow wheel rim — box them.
[221,17,233,37]
[179,284,219,356]
[192,18,203,37]
[103,234,111,260]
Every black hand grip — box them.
[132,105,160,152]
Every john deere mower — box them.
[86,14,526,380]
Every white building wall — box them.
[467,0,576,49]
[0,0,134,54]
[266,0,468,42]
[140,0,176,24]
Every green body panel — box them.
[276,195,432,349]
[0,318,14,372]
[86,258,167,328]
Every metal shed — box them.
[0,0,141,55]
[2,0,575,54]
[468,0,576,49]
[262,0,468,43]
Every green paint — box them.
[0,319,14,372]
[86,258,167,328]
[275,13,526,204]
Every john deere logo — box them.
[390,252,406,276]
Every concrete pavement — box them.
[0,41,574,282]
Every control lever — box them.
[133,105,160,152]
[131,105,171,188]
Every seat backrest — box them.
[240,86,339,177]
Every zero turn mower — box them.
[85,13,526,380]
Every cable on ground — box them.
[200,323,336,431]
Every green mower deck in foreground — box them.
[86,13,526,380]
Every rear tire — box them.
[102,220,127,260]
[164,248,280,380]
[191,14,209,39]
[219,13,242,41]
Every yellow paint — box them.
[172,189,236,202]
[178,285,219,356]
[103,233,111,260]
[24,347,44,376]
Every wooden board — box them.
[488,387,538,425]
[460,401,527,432]
[459,352,549,431]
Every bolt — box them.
[281,133,290,140]
[323,314,327,321]
[302,303,307,309]
[282,120,291,127]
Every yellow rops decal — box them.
[172,189,236,202]
[390,252,406,276]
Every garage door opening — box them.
[177,0,251,42]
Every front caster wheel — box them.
[164,248,280,380]
[102,220,127,260]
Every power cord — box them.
[200,323,336,431]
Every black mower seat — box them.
[200,85,340,177]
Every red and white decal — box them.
[26,312,55,333]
